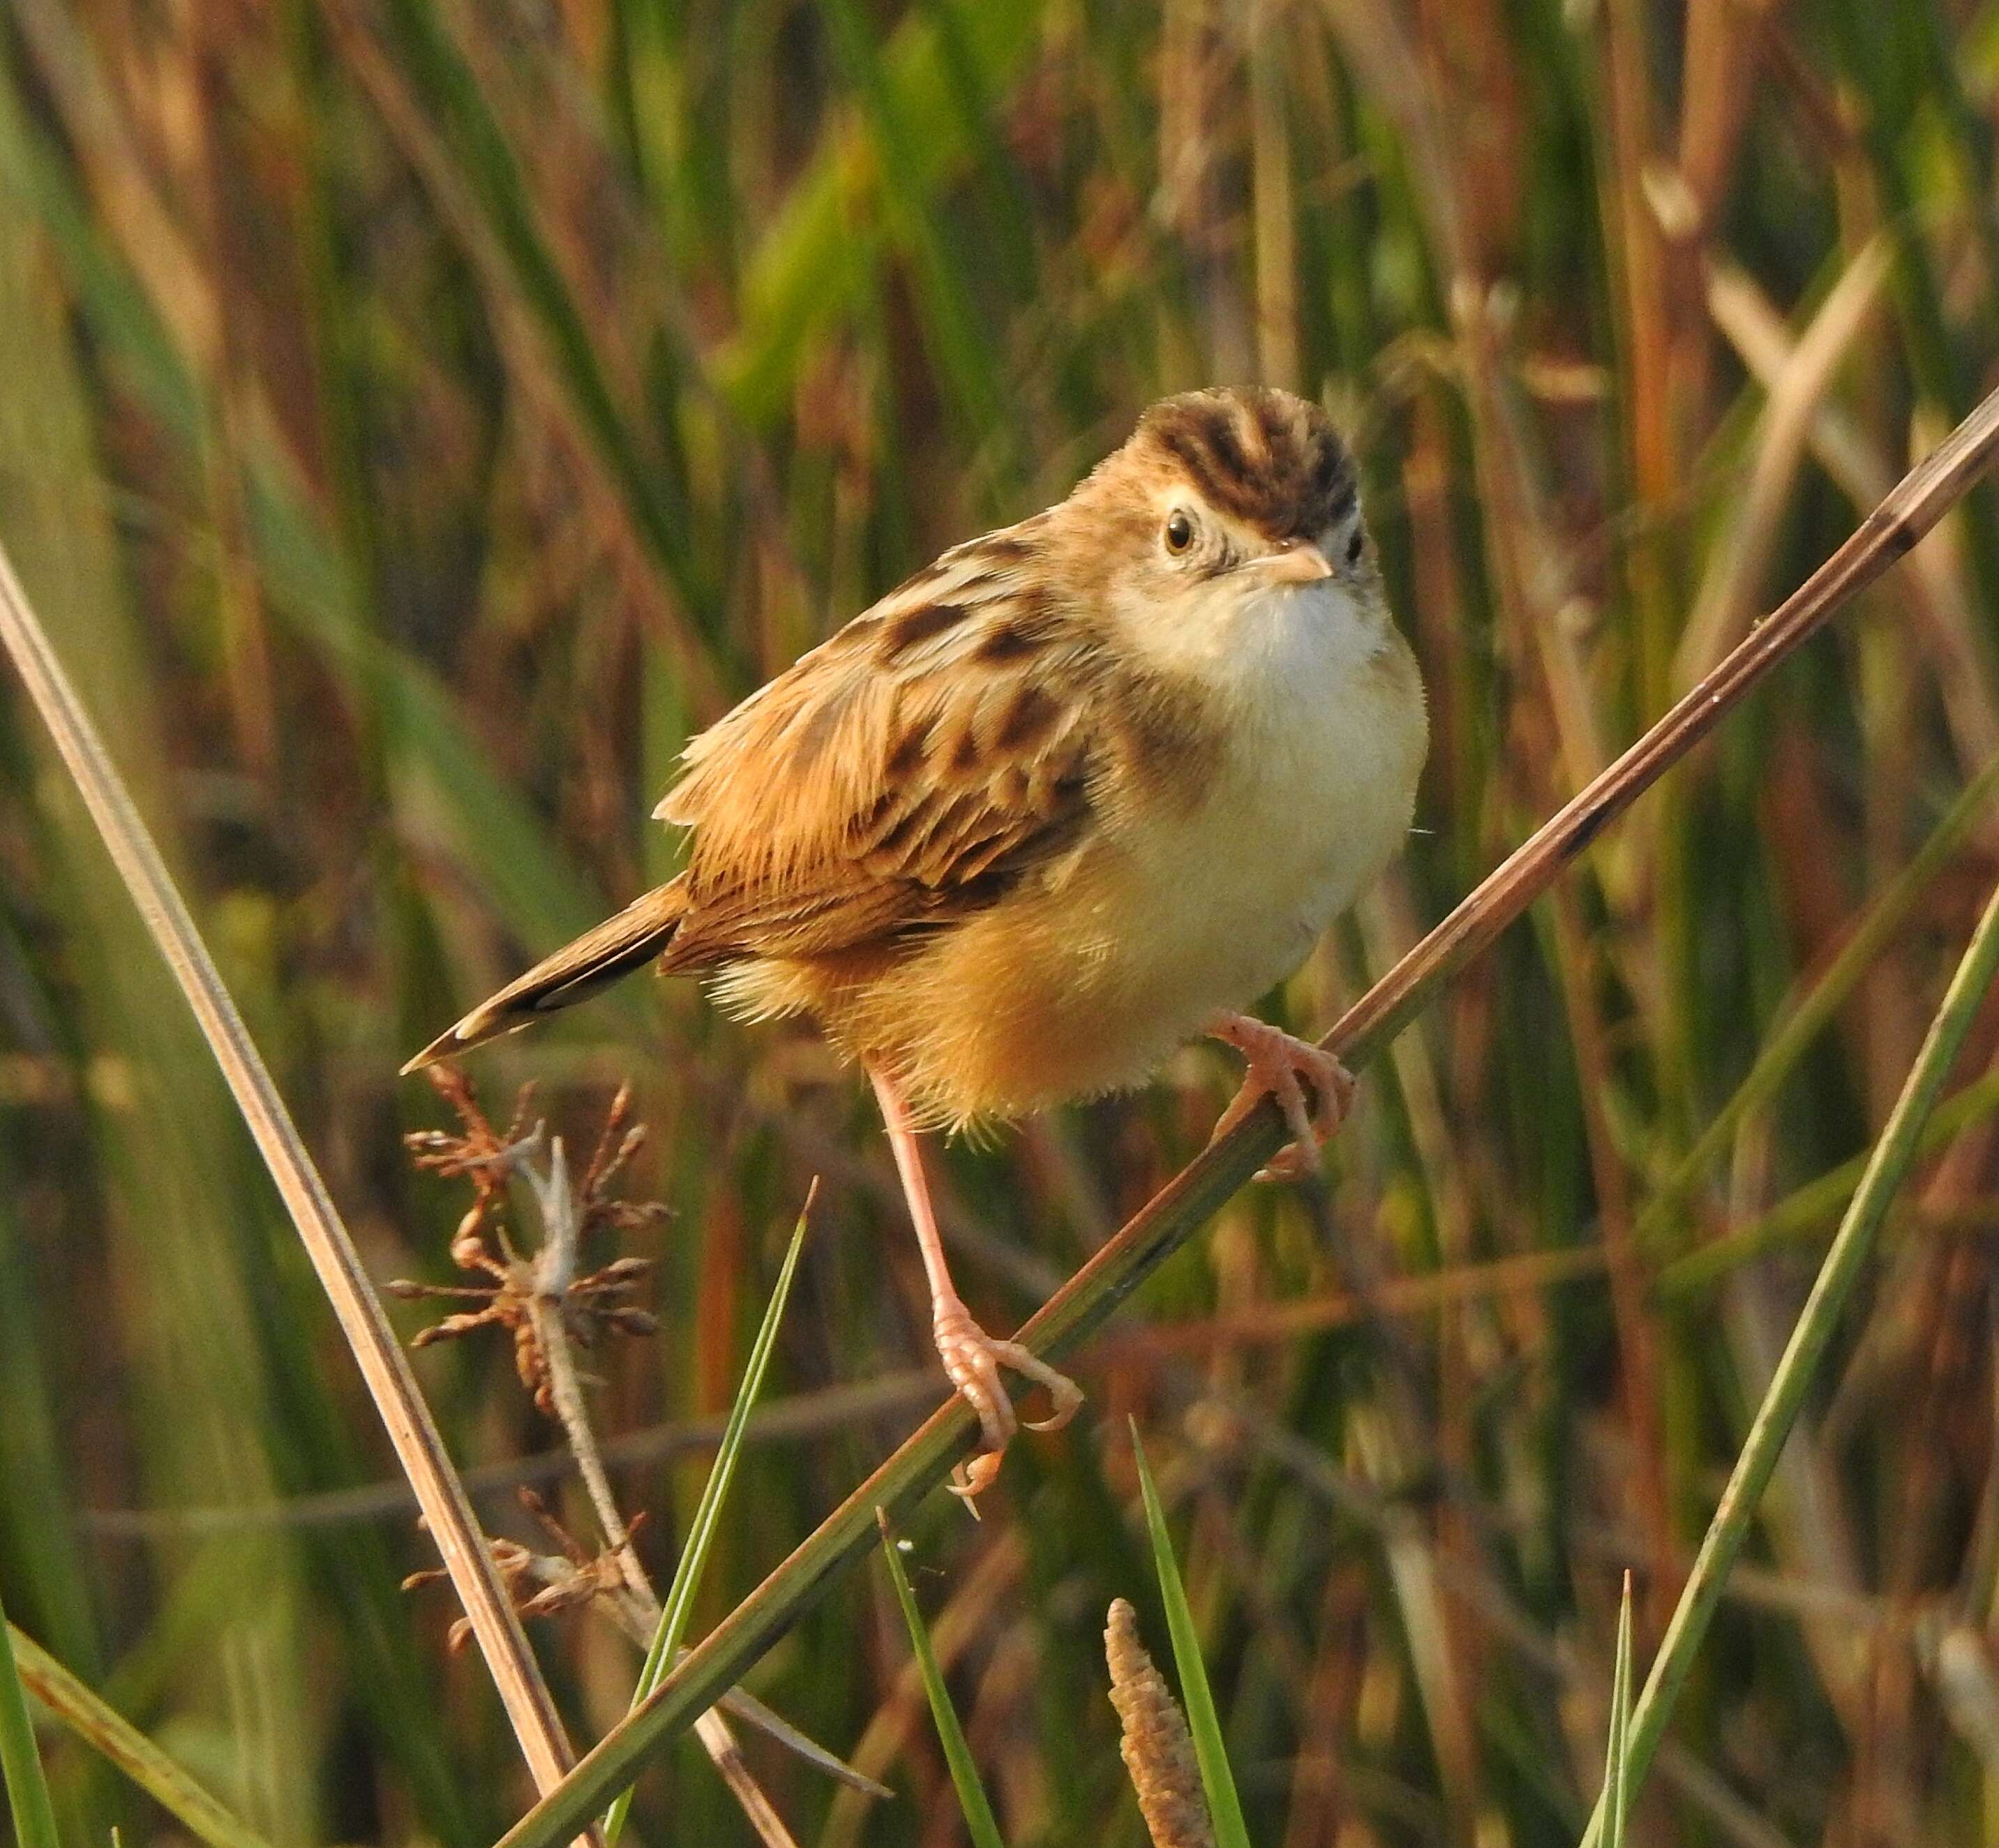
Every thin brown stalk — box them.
[510,1133,801,1848]
[1675,235,1892,685]
[0,543,592,1828]
[1675,0,1765,227]
[489,381,1999,1848]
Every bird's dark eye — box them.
[1345,526,1365,565]
[1163,510,1195,556]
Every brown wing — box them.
[656,530,1103,964]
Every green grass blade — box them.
[0,1594,60,1848]
[1582,870,1999,1846]
[1599,1574,1633,1848]
[8,1625,274,1848]
[368,0,716,627]
[1638,745,1999,1255]
[716,0,1042,422]
[601,1182,816,1845]
[876,1517,1006,1848]
[1129,1426,1249,1848]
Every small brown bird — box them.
[406,386,1426,1498]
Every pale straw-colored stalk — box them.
[0,542,592,1838]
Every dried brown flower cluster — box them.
[404,1489,646,1653]
[1105,1598,1215,1848]
[389,1069,662,1414]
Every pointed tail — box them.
[401,879,691,1074]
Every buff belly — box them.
[796,616,1425,1126]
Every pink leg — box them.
[1206,1012,1356,1182]
[867,1063,1083,1505]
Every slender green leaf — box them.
[1599,1574,1633,1848]
[0,1595,60,1848]
[601,1182,816,1845]
[876,1518,1006,1848]
[1583,870,1999,1844]
[1129,1426,1249,1848]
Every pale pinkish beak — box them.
[1255,540,1335,585]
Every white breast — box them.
[879,577,1425,1120]
[1101,579,1425,1028]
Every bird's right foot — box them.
[931,1297,1084,1508]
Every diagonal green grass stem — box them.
[1132,1428,1250,1848]
[601,1191,814,1846]
[1582,867,1999,1843]
[8,1624,274,1848]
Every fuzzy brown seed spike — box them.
[1105,1599,1215,1848]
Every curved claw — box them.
[947,1452,1004,1509]
[979,1339,1086,1433]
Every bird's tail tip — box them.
[396,879,689,1080]
[398,1012,493,1077]
[398,1036,454,1078]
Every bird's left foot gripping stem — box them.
[1206,1011,1356,1182]
[868,1064,1084,1508]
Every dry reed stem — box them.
[490,380,1999,1848]
[1675,235,1892,685]
[509,1130,800,1848]
[0,543,594,1838]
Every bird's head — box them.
[1052,386,1379,662]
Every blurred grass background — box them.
[6,0,1999,1842]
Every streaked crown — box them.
[1127,387,1357,544]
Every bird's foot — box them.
[932,1297,1084,1510]
[1206,1012,1355,1182]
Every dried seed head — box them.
[1105,1599,1215,1848]
[450,1211,489,1267]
